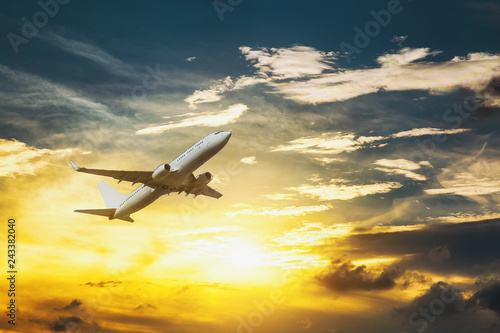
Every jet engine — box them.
[193,172,213,187]
[152,164,171,181]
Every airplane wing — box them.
[70,161,152,185]
[197,185,223,199]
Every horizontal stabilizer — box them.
[75,208,115,218]
[74,209,134,223]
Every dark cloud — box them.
[474,76,500,119]
[387,280,500,333]
[401,271,431,289]
[135,303,158,311]
[54,299,82,311]
[392,282,500,333]
[83,280,122,288]
[468,281,500,315]
[337,219,500,277]
[317,259,404,292]
[50,316,82,332]
[250,280,500,333]
[485,76,500,97]
[404,282,466,316]
[428,245,451,263]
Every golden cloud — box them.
[0,139,76,177]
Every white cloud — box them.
[271,222,351,247]
[239,45,337,79]
[308,174,323,183]
[233,75,271,90]
[0,139,76,177]
[41,33,130,75]
[271,128,472,155]
[225,204,332,217]
[182,45,337,107]
[374,167,426,181]
[374,159,421,170]
[374,158,429,181]
[136,104,247,135]
[184,76,233,109]
[356,136,386,144]
[433,211,500,224]
[263,193,296,200]
[0,65,115,119]
[451,52,500,62]
[288,181,402,201]
[186,57,196,62]
[240,46,500,104]
[376,47,442,67]
[312,157,345,166]
[181,46,500,109]
[271,132,363,155]
[425,157,500,196]
[390,127,470,138]
[240,156,257,165]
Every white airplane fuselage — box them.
[113,131,231,219]
[72,131,232,222]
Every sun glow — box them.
[162,236,274,283]
[225,242,263,269]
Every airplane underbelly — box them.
[161,156,207,188]
[115,187,160,217]
[160,172,185,188]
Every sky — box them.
[0,0,500,332]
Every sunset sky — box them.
[1,1,500,332]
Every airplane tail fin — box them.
[75,208,134,223]
[98,181,126,208]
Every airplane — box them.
[70,130,232,222]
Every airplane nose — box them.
[223,131,232,143]
[208,131,232,149]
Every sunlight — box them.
[225,242,263,268]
